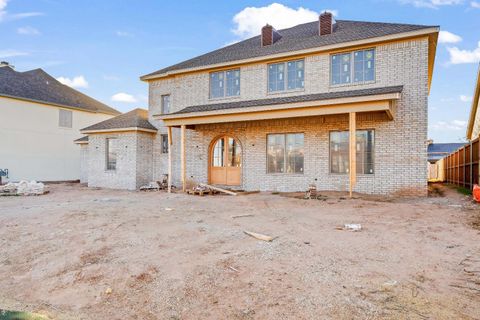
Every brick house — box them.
[79,13,439,195]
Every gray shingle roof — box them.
[170,86,403,115]
[74,136,89,143]
[427,143,466,162]
[0,66,120,115]
[82,108,157,132]
[142,19,437,78]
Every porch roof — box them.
[155,86,403,126]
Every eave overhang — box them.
[155,92,401,127]
[80,127,158,134]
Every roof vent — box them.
[319,12,333,36]
[0,61,14,69]
[261,24,281,46]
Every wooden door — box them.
[210,136,242,186]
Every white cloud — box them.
[447,41,480,64]
[231,3,334,39]
[0,49,28,58]
[0,0,43,22]
[116,31,133,37]
[400,0,463,8]
[17,26,40,35]
[438,31,462,44]
[431,119,467,131]
[56,76,89,89]
[111,92,137,103]
[471,1,480,7]
[460,95,473,102]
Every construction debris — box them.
[244,230,274,242]
[187,184,216,196]
[0,180,47,196]
[139,181,160,191]
[231,214,254,219]
[200,184,237,196]
[336,224,362,231]
[304,184,317,199]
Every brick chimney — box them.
[261,24,281,46]
[319,12,333,36]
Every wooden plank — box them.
[181,125,186,192]
[167,126,172,193]
[244,230,274,242]
[200,183,237,196]
[349,112,356,198]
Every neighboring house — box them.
[0,62,119,182]
[427,142,465,181]
[81,13,439,195]
[466,63,480,141]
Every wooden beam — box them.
[349,112,356,198]
[181,125,186,192]
[167,126,172,193]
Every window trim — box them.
[266,132,305,175]
[106,137,118,171]
[329,48,376,87]
[161,94,171,114]
[267,59,305,94]
[328,129,375,175]
[209,68,241,99]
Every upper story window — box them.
[331,49,375,85]
[268,59,304,93]
[209,69,240,99]
[59,109,72,128]
[161,94,170,114]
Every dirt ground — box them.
[1,183,480,320]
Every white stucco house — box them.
[0,62,120,183]
[79,14,439,195]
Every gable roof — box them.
[74,136,89,144]
[466,63,480,140]
[141,19,438,80]
[427,143,466,162]
[167,86,404,116]
[81,108,157,133]
[0,65,120,115]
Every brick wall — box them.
[147,38,429,195]
[79,144,88,183]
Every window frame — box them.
[330,48,376,86]
[328,129,375,175]
[106,138,118,171]
[58,109,73,128]
[267,59,305,94]
[209,69,241,99]
[160,134,169,154]
[266,132,305,175]
[161,94,170,114]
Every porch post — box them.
[167,126,173,193]
[349,112,356,198]
[181,125,186,192]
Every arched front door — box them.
[209,136,242,186]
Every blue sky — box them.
[1,0,479,142]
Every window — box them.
[161,134,168,154]
[331,49,375,85]
[161,95,170,114]
[330,130,374,174]
[209,69,240,98]
[59,109,72,128]
[267,133,304,174]
[106,138,117,171]
[268,59,304,92]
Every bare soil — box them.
[1,183,480,319]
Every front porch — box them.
[157,87,402,195]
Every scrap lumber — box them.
[244,230,273,242]
[199,183,237,196]
[231,214,254,219]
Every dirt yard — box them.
[1,183,480,320]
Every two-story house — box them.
[0,62,119,183]
[80,13,439,195]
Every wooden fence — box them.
[444,138,479,189]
